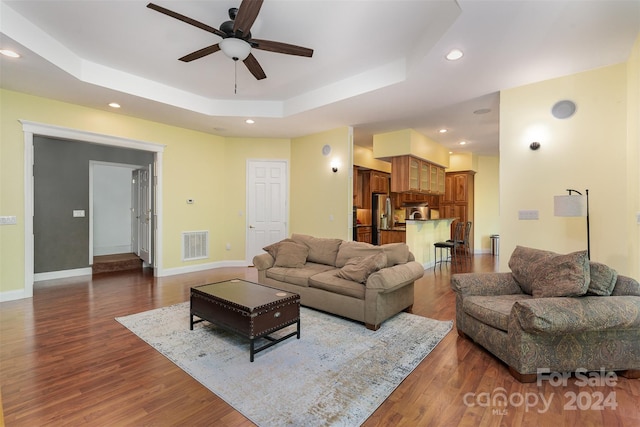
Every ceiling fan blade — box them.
[250,39,313,57]
[233,0,263,37]
[179,44,221,62]
[147,3,226,38]
[243,53,267,80]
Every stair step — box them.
[93,253,142,275]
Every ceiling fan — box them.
[147,0,314,80]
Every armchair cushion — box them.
[587,262,618,296]
[530,250,590,298]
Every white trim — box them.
[20,120,165,300]
[157,260,251,277]
[0,289,27,302]
[34,267,92,282]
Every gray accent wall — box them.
[34,136,154,273]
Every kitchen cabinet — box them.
[391,155,445,195]
[356,226,372,244]
[439,170,475,251]
[370,170,390,194]
[379,230,406,245]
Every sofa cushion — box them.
[262,238,294,259]
[587,262,618,296]
[508,246,557,294]
[308,271,366,299]
[335,241,382,268]
[266,262,336,287]
[291,234,342,266]
[273,241,309,268]
[381,243,410,267]
[530,251,590,298]
[463,294,533,332]
[336,252,387,284]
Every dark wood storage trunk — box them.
[191,292,300,339]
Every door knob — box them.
[249,225,255,229]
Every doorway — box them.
[22,120,164,298]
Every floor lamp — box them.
[554,189,590,259]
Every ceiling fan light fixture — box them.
[219,38,251,61]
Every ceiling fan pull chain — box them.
[234,60,238,94]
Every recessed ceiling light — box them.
[473,108,491,115]
[439,129,448,133]
[108,102,121,108]
[459,141,467,145]
[0,49,20,58]
[245,119,255,124]
[445,49,463,61]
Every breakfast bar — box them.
[404,218,457,269]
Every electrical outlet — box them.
[0,216,17,225]
[518,210,539,220]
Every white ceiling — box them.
[1,0,638,156]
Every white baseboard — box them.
[157,260,251,277]
[0,289,28,302]
[94,245,133,256]
[34,267,92,282]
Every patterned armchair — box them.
[451,246,640,382]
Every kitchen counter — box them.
[404,218,457,269]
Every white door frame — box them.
[21,121,165,298]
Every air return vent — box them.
[182,231,209,261]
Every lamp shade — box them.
[554,195,587,217]
[219,38,251,61]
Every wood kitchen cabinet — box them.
[370,170,390,194]
[356,226,372,244]
[391,155,445,195]
[379,230,406,244]
[439,170,475,250]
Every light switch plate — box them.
[0,216,17,225]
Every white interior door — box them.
[133,166,152,265]
[247,160,287,262]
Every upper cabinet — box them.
[370,170,390,194]
[391,155,445,195]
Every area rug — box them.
[116,303,452,426]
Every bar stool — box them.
[434,221,464,272]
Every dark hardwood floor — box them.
[1,255,638,426]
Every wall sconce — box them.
[554,189,590,259]
[530,141,541,150]
[330,160,339,173]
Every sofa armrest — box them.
[366,261,424,291]
[451,272,523,297]
[252,253,275,271]
[512,296,640,334]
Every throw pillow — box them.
[587,262,618,296]
[508,246,557,295]
[273,241,309,268]
[262,238,294,259]
[530,251,590,298]
[381,243,410,267]
[337,252,387,284]
[291,234,343,266]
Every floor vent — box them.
[182,231,209,261]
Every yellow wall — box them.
[448,152,478,172]
[290,127,352,240]
[499,63,636,276]
[221,137,291,260]
[626,34,640,279]
[474,156,500,253]
[372,128,450,167]
[0,89,297,295]
[353,145,391,172]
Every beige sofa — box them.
[252,234,425,330]
[451,246,640,382]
